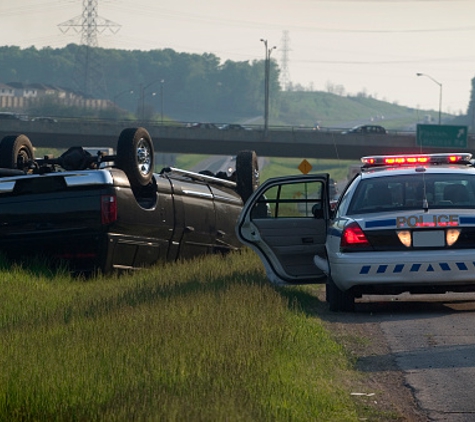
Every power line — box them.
[279,30,291,91]
[58,0,120,97]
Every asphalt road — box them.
[357,294,475,421]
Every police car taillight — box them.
[341,222,370,249]
[361,153,472,167]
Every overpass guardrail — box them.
[0,118,473,160]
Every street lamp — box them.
[416,72,442,125]
[140,79,162,121]
[260,39,276,138]
[113,89,134,106]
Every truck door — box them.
[171,179,216,259]
[236,174,330,285]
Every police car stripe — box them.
[459,217,475,224]
[360,266,370,274]
[358,261,475,274]
[394,264,404,273]
[365,219,396,228]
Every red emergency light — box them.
[361,153,472,167]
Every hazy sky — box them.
[1,0,474,115]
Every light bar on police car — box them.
[361,153,472,167]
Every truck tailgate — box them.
[0,174,108,236]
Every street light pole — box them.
[140,79,162,121]
[260,39,276,138]
[416,72,443,125]
[113,89,134,106]
[160,79,165,125]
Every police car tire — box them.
[236,150,259,203]
[0,134,34,172]
[327,277,355,312]
[116,127,154,191]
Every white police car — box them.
[236,153,475,311]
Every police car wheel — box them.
[327,277,355,312]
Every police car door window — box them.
[251,181,324,218]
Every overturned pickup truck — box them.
[0,127,259,273]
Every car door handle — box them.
[185,225,195,233]
[302,237,314,244]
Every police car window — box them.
[251,181,324,218]
[347,174,475,215]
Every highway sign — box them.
[417,124,468,148]
[298,159,312,174]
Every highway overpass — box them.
[0,119,473,160]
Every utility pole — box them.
[160,80,165,124]
[59,0,121,97]
[260,39,276,139]
[280,30,291,91]
[416,73,443,125]
[139,79,162,121]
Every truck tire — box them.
[236,150,259,203]
[0,134,34,172]
[326,276,355,312]
[116,127,154,190]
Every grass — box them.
[275,90,426,129]
[173,154,355,186]
[0,250,395,421]
[173,153,210,171]
[260,156,354,183]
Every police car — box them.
[236,152,475,311]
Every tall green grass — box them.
[174,154,355,185]
[0,251,388,421]
[260,157,354,183]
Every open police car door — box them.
[236,174,330,285]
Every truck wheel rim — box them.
[136,138,152,175]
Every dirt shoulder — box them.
[311,287,427,421]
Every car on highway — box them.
[219,123,252,131]
[31,116,58,123]
[0,127,259,273]
[342,125,388,135]
[236,152,475,311]
[0,111,22,121]
[185,122,219,129]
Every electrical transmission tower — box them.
[280,30,291,91]
[58,0,121,97]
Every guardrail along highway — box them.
[0,120,473,160]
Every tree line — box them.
[0,44,280,123]
[1,44,474,129]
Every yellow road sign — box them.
[298,159,312,174]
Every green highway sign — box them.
[417,124,468,148]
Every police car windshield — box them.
[347,173,475,214]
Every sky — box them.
[1,0,475,115]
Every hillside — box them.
[264,91,455,131]
[205,89,457,131]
